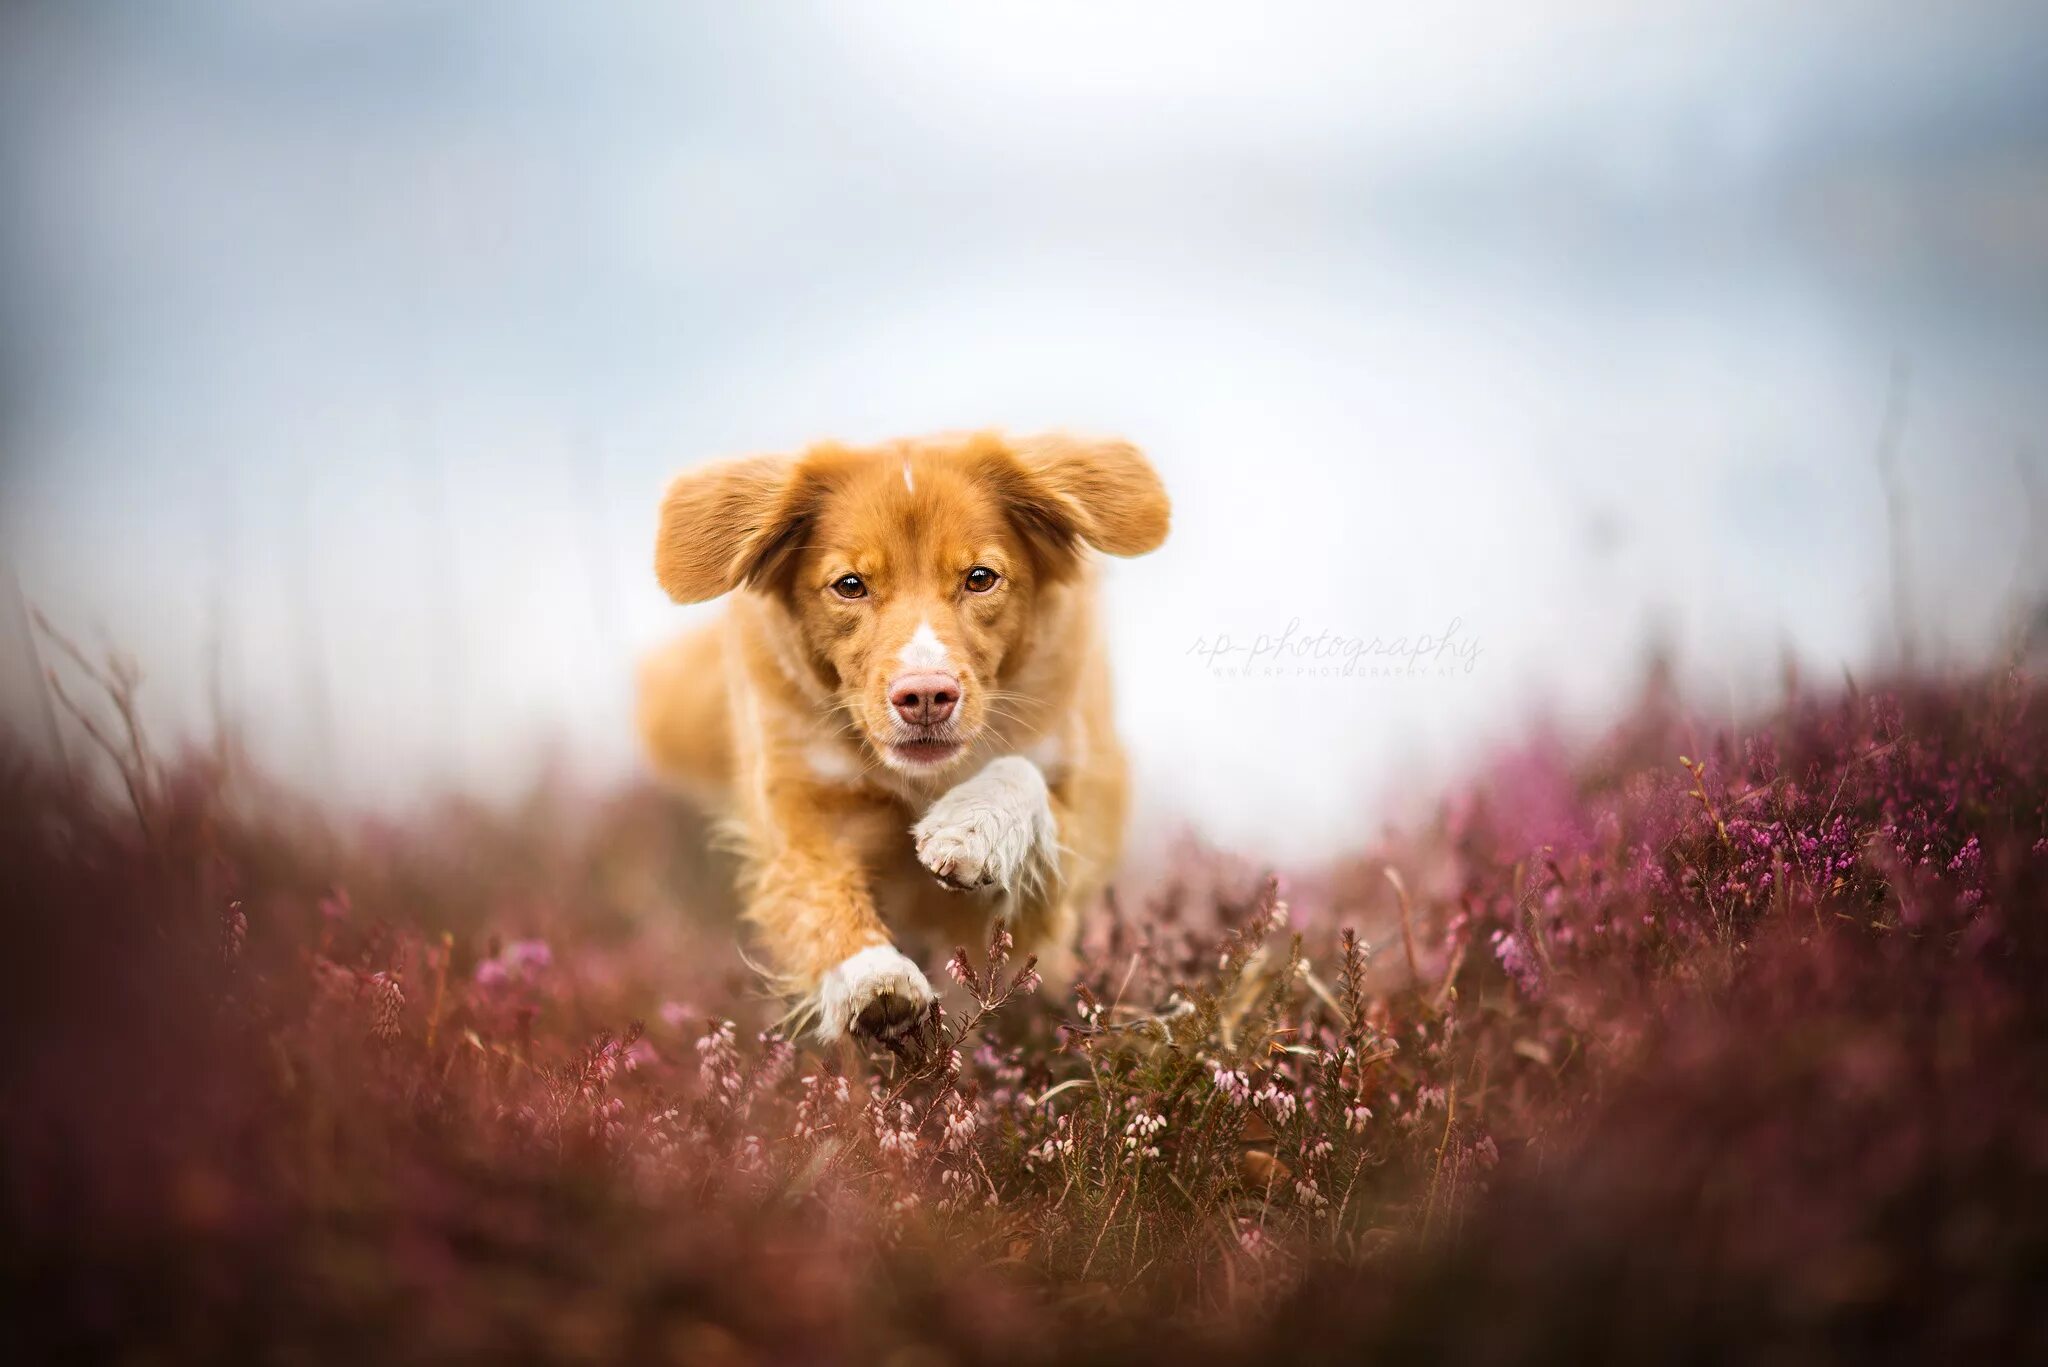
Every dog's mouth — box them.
[887,735,966,768]
[888,737,966,770]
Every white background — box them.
[4,2,2046,859]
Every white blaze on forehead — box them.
[902,460,915,493]
[898,620,951,671]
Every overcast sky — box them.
[4,2,2046,858]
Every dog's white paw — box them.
[912,756,1057,895]
[815,944,935,1044]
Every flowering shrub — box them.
[4,665,2046,1362]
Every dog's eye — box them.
[831,574,868,600]
[964,566,1000,594]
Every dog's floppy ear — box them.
[654,455,811,603]
[1000,432,1170,559]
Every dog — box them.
[637,430,1169,1044]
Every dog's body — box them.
[637,430,1168,1042]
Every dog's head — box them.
[655,431,1168,776]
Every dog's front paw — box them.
[815,944,935,1044]
[913,756,1057,894]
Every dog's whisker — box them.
[978,705,1048,740]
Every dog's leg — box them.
[747,845,934,1045]
[926,737,1135,991]
[815,943,934,1044]
[912,755,1083,985]
[913,756,1060,902]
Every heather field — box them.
[7,659,2048,1364]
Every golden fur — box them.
[637,430,1169,1041]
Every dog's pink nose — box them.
[890,672,959,726]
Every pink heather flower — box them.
[942,1093,979,1152]
[1490,928,1544,998]
[1026,1114,1075,1168]
[1256,1082,1298,1123]
[1210,1063,1251,1106]
[944,948,977,991]
[368,971,404,1042]
[1121,1111,1166,1163]
[502,939,552,973]
[794,1072,849,1142]
[1344,1103,1374,1133]
[735,1134,766,1173]
[754,1033,795,1087]
[1011,964,1042,996]
[872,1100,920,1160]
[476,938,554,993]
[987,925,1013,968]
[220,902,247,964]
[936,1165,989,1213]
[1237,1220,1271,1259]
[588,1095,626,1142]
[1293,1177,1329,1210]
[694,1021,743,1105]
[936,1167,968,1212]
[658,1000,693,1029]
[584,1036,624,1089]
[621,1038,658,1072]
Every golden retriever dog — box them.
[637,430,1169,1044]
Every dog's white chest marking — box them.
[804,740,861,784]
[912,756,1057,899]
[1023,734,1068,780]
